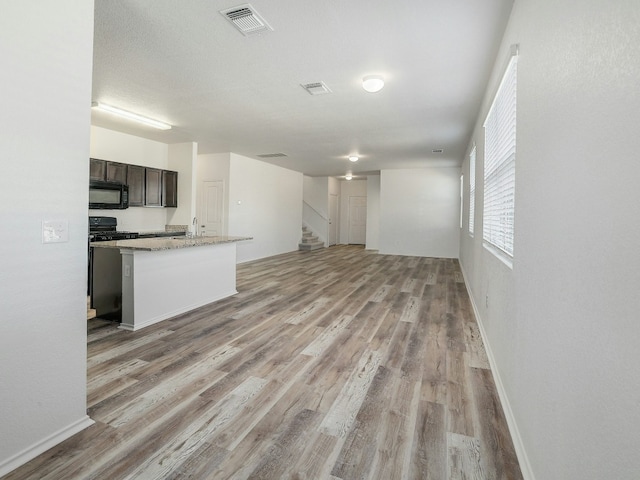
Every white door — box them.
[348,196,367,244]
[329,194,338,246]
[199,180,224,236]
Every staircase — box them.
[299,225,324,251]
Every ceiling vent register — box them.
[220,4,273,36]
[257,153,288,158]
[301,82,332,96]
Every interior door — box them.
[329,194,338,246]
[348,196,367,244]
[199,180,224,236]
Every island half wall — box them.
[91,236,252,331]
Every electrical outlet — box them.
[124,265,131,277]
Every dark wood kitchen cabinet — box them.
[126,164,145,206]
[145,167,162,206]
[105,161,127,184]
[162,170,178,207]
[89,158,106,181]
[89,158,177,208]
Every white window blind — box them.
[469,145,476,235]
[460,174,464,229]
[483,53,517,258]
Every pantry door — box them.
[199,180,224,236]
[348,196,367,245]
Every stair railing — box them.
[302,200,328,245]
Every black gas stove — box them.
[89,216,139,241]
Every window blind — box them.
[469,145,476,235]
[483,54,517,258]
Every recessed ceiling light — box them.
[348,155,359,162]
[91,102,172,130]
[362,75,384,93]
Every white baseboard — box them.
[119,289,239,332]
[459,264,535,480]
[0,415,95,477]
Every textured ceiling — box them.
[91,0,514,177]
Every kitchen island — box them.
[91,235,251,331]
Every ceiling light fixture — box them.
[91,102,172,130]
[345,174,353,180]
[348,155,359,162]
[362,75,384,93]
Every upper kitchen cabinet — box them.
[89,158,177,208]
[106,161,127,184]
[126,164,145,206]
[90,158,127,184]
[89,158,106,181]
[145,167,162,206]
[162,170,178,207]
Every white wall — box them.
[228,154,303,262]
[302,176,329,244]
[338,179,368,244]
[459,1,640,479]
[379,168,461,258]
[89,126,169,232]
[365,175,380,250]
[0,2,95,475]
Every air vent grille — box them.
[432,149,444,154]
[220,4,273,36]
[301,82,332,96]
[257,153,288,158]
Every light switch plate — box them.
[42,220,69,243]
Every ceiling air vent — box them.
[257,153,288,158]
[432,149,444,154]
[220,4,273,36]
[301,82,332,96]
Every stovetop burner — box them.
[89,216,138,241]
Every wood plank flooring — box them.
[4,246,523,480]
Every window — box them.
[483,52,517,260]
[468,145,476,235]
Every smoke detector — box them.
[301,82,332,96]
[220,4,273,36]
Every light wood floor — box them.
[5,246,523,480]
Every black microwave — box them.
[89,181,129,209]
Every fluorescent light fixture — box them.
[348,155,359,162]
[362,75,384,93]
[345,174,353,180]
[91,102,172,130]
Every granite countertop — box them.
[91,235,252,251]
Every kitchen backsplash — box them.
[88,207,168,232]
[165,224,188,232]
